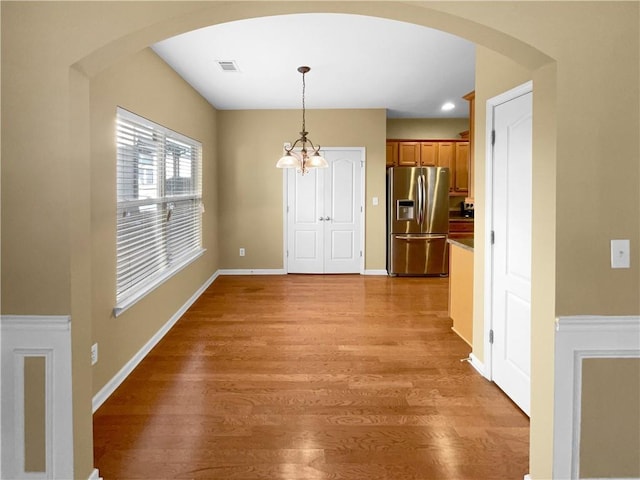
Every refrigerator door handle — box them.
[395,234,447,241]
[417,174,424,225]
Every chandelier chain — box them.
[301,70,306,134]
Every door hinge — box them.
[361,205,363,213]
[491,230,495,245]
[286,205,289,213]
[489,329,494,344]
[360,250,363,257]
[286,250,289,258]
[491,130,496,146]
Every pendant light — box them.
[276,66,328,175]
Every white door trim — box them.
[483,81,533,382]
[282,147,366,274]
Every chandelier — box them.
[276,66,328,175]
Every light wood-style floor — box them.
[94,275,529,479]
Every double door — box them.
[286,149,363,274]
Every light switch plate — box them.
[611,239,630,269]
[372,197,379,206]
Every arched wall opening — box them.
[67,4,558,479]
[32,3,640,480]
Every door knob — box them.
[324,216,331,221]
[319,217,324,221]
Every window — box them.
[114,107,203,315]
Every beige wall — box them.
[386,118,470,139]
[90,48,218,393]
[580,358,640,478]
[218,109,387,271]
[1,2,639,479]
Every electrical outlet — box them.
[239,248,245,257]
[91,343,98,365]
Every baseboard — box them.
[218,268,286,275]
[88,468,103,480]
[92,271,219,412]
[218,269,387,276]
[363,269,388,275]
[469,353,485,377]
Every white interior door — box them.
[287,167,324,273]
[489,85,533,415]
[286,148,363,274]
[324,151,362,273]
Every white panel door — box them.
[491,89,533,415]
[287,167,324,273]
[324,151,362,273]
[286,149,362,274]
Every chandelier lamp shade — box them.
[276,66,328,175]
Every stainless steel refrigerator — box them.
[387,166,450,276]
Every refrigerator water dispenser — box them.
[396,200,415,220]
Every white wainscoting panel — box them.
[553,315,640,480]
[1,315,74,479]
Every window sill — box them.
[113,248,206,318]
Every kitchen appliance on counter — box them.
[387,166,450,276]
[460,200,475,218]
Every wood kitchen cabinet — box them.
[435,142,453,170]
[449,219,474,239]
[387,139,470,195]
[419,142,439,166]
[395,141,441,167]
[386,141,398,167]
[463,90,475,201]
[398,142,421,166]
[453,141,469,194]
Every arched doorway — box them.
[65,3,559,478]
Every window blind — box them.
[115,108,203,314]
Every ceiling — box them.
[152,13,475,119]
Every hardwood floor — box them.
[94,275,529,479]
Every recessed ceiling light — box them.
[441,102,455,111]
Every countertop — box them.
[447,237,474,252]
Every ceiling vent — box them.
[216,61,239,72]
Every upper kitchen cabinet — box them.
[440,141,468,194]
[463,90,475,201]
[398,142,421,166]
[435,142,453,170]
[419,142,439,166]
[386,141,398,167]
[453,141,469,194]
[386,139,469,195]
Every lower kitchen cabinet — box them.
[448,239,474,346]
[449,218,474,239]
